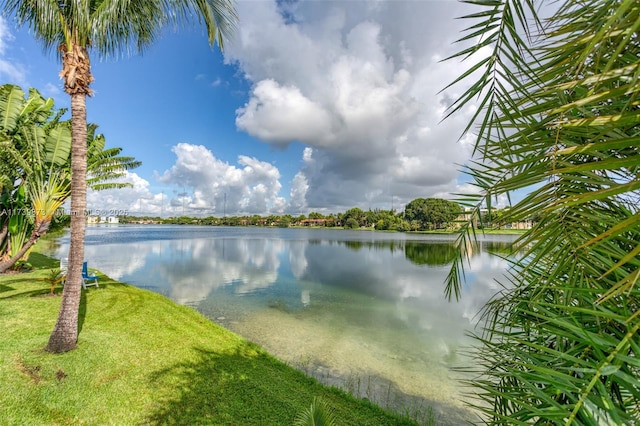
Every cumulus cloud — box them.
[84,144,296,218]
[13,1,494,217]
[236,79,333,147]
[86,171,160,216]
[288,171,309,214]
[227,0,479,212]
[157,143,287,215]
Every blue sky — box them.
[0,1,487,217]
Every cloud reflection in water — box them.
[48,225,515,421]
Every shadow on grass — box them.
[0,262,127,339]
[0,274,113,300]
[146,345,302,425]
[0,278,55,299]
[0,252,62,297]
[27,252,59,269]
[145,344,412,426]
[0,282,19,294]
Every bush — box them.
[344,218,359,229]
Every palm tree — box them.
[0,1,237,352]
[86,123,141,191]
[293,397,337,426]
[445,0,639,423]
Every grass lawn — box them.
[0,252,417,425]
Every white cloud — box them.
[0,16,12,55]
[0,17,28,86]
[42,82,62,97]
[226,0,479,212]
[236,79,333,147]
[157,143,287,215]
[288,172,309,214]
[64,1,499,218]
[87,171,158,216]
[87,150,293,217]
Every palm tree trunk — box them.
[0,221,7,246]
[0,221,8,262]
[0,221,50,273]
[46,91,87,353]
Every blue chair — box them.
[82,261,99,289]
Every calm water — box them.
[45,225,516,424]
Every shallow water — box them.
[45,225,516,424]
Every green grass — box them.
[0,252,417,425]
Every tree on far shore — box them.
[403,198,461,230]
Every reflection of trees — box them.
[344,241,363,250]
[482,241,513,255]
[340,240,402,253]
[404,243,456,266]
[404,240,514,266]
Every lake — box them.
[44,225,516,424]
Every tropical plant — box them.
[343,207,366,227]
[1,171,70,270]
[42,267,65,294]
[0,0,237,353]
[293,397,338,426]
[445,0,640,424]
[0,84,140,273]
[344,217,359,229]
[0,84,71,271]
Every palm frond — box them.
[446,0,640,422]
[293,397,338,426]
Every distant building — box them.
[86,216,120,224]
[455,208,534,230]
[297,218,327,226]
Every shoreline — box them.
[92,220,527,235]
[0,251,426,425]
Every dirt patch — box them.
[34,293,61,298]
[56,368,67,381]
[15,355,43,384]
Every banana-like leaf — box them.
[44,122,72,167]
[0,84,25,132]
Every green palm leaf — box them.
[445,0,640,423]
[293,397,338,426]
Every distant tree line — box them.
[118,197,472,231]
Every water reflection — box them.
[405,242,457,266]
[45,226,516,424]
